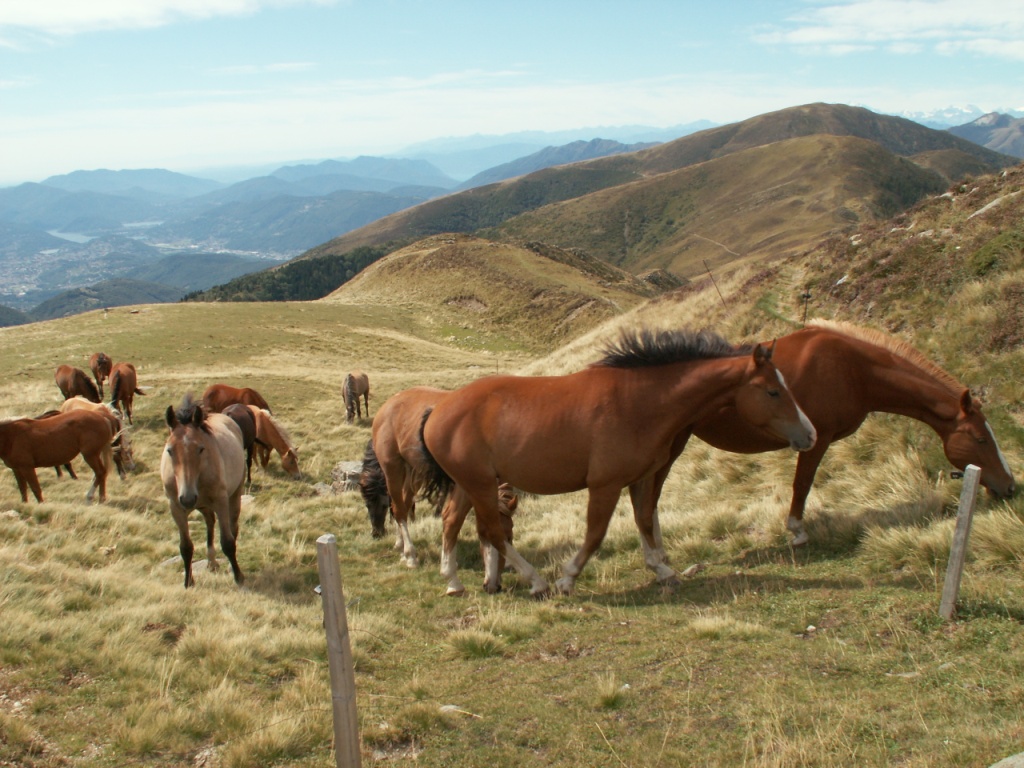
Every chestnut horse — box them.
[343,371,370,423]
[246,406,301,479]
[692,321,1015,545]
[89,352,112,399]
[55,365,101,403]
[362,386,516,591]
[421,328,817,596]
[160,394,247,588]
[0,410,114,503]
[59,396,135,478]
[108,362,145,425]
[202,384,273,466]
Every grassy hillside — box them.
[306,103,1015,269]
[1,164,1024,767]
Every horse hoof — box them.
[554,577,575,594]
[445,585,466,597]
[790,532,809,547]
[402,556,419,568]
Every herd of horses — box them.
[0,321,1016,596]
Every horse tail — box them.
[108,369,122,409]
[418,407,453,507]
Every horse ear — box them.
[960,389,974,415]
[165,405,178,429]
[752,343,770,365]
[191,404,205,426]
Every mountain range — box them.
[0,103,1020,323]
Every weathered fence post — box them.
[316,534,362,768]
[939,465,981,621]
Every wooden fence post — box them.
[939,465,981,621]
[316,534,362,768]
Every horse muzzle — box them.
[178,492,198,510]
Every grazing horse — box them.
[343,371,370,423]
[692,321,1016,546]
[361,386,517,590]
[222,403,257,484]
[89,352,113,399]
[420,327,817,597]
[0,410,114,503]
[55,365,101,403]
[246,406,301,479]
[109,362,144,425]
[160,395,247,588]
[58,396,135,479]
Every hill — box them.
[949,112,1024,159]
[0,303,30,327]
[29,278,184,320]
[305,103,1017,269]
[41,168,224,199]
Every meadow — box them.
[1,281,1024,767]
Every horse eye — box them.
[767,389,780,398]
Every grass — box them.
[3,171,1024,767]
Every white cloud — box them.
[756,0,1024,60]
[0,0,335,36]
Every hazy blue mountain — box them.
[30,278,185,321]
[41,168,224,199]
[0,182,162,231]
[272,156,457,189]
[948,113,1024,159]
[125,251,284,292]
[457,138,660,189]
[0,303,31,327]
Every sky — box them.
[1,0,1023,186]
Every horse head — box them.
[733,342,816,452]
[943,390,1015,499]
[163,398,210,511]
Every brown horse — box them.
[89,352,112,399]
[55,365,101,403]
[108,362,145,424]
[0,410,114,503]
[343,371,370,423]
[222,403,257,484]
[692,321,1016,545]
[420,328,817,596]
[58,396,135,479]
[246,406,301,479]
[363,386,517,589]
[160,394,247,588]
[202,384,273,466]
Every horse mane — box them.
[79,373,101,402]
[807,320,965,396]
[358,440,388,502]
[259,408,296,451]
[592,327,751,369]
[174,393,211,432]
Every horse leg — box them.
[629,475,679,586]
[220,495,245,585]
[13,468,37,503]
[468,484,547,597]
[24,468,44,503]
[555,485,622,594]
[170,505,196,588]
[440,489,470,596]
[382,463,418,567]
[786,440,831,546]
[202,509,220,573]
[83,448,110,503]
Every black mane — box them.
[592,328,751,369]
[175,392,210,431]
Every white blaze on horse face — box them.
[775,370,816,451]
[985,422,1015,494]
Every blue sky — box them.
[1,0,1022,185]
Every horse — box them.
[222,403,257,484]
[420,327,817,597]
[343,371,370,423]
[160,394,247,589]
[89,352,112,399]
[0,410,114,503]
[691,320,1016,546]
[58,396,135,479]
[109,362,144,424]
[202,384,273,466]
[54,365,101,403]
[246,406,301,479]
[361,386,517,590]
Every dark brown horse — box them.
[160,394,247,588]
[421,328,817,596]
[343,371,370,423]
[201,384,274,467]
[109,362,145,424]
[55,365,101,403]
[363,386,517,591]
[0,410,114,503]
[89,352,112,399]
[692,321,1016,545]
[222,403,257,484]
